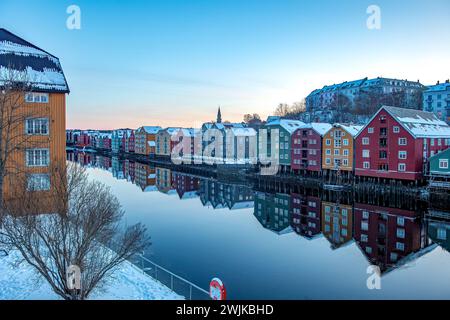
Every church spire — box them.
[217,106,222,123]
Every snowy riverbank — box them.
[0,250,183,300]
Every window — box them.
[393,126,400,133]
[361,234,368,242]
[363,161,370,169]
[362,137,369,145]
[26,118,49,135]
[380,127,387,136]
[368,127,374,134]
[334,149,340,156]
[362,150,370,158]
[26,149,49,167]
[362,211,369,219]
[343,139,349,146]
[334,139,341,148]
[326,149,331,155]
[437,228,447,240]
[366,247,372,254]
[397,228,405,239]
[379,150,387,159]
[27,174,50,191]
[325,139,331,146]
[342,159,348,166]
[325,158,331,165]
[396,242,405,251]
[343,149,349,156]
[25,93,49,103]
[397,217,405,226]
[439,159,449,169]
[398,163,406,172]
[431,139,435,146]
[398,151,407,159]
[398,138,407,146]
[361,221,369,231]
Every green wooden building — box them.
[258,117,304,170]
[429,148,450,176]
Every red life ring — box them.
[209,278,226,300]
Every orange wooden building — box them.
[0,28,69,206]
[134,126,162,156]
[321,124,362,174]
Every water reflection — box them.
[67,151,450,287]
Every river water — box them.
[68,151,450,300]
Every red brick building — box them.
[355,106,450,181]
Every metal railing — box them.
[131,254,210,300]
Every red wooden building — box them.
[291,123,332,174]
[290,193,322,239]
[355,106,450,181]
[354,203,433,273]
[76,131,91,148]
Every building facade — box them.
[0,29,69,203]
[156,127,181,157]
[321,124,362,174]
[134,126,162,156]
[354,106,450,181]
[423,80,450,124]
[291,123,332,173]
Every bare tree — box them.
[0,68,45,205]
[0,162,150,300]
[274,103,290,117]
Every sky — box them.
[1,0,449,129]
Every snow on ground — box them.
[0,250,183,300]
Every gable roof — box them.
[0,28,69,93]
[298,123,333,136]
[266,118,305,134]
[383,106,450,138]
[138,126,162,134]
[329,123,363,137]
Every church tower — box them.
[217,106,222,123]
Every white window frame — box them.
[362,137,369,145]
[393,126,400,133]
[368,127,374,134]
[398,163,406,172]
[26,148,50,167]
[25,92,49,103]
[398,151,407,160]
[439,159,449,169]
[363,161,370,169]
[27,174,51,191]
[362,149,370,158]
[26,118,49,135]
[398,138,407,146]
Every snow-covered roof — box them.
[229,127,256,136]
[332,123,363,137]
[177,128,198,137]
[383,106,450,138]
[300,123,333,136]
[266,118,305,134]
[0,28,69,93]
[424,82,450,92]
[140,126,162,134]
[163,127,181,136]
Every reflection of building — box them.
[428,217,450,252]
[171,172,199,199]
[290,194,321,239]
[199,179,254,210]
[321,201,353,249]
[1,29,69,203]
[124,160,135,182]
[111,157,124,180]
[134,163,156,192]
[354,203,434,274]
[156,167,175,194]
[254,192,292,235]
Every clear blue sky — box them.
[1,0,449,129]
